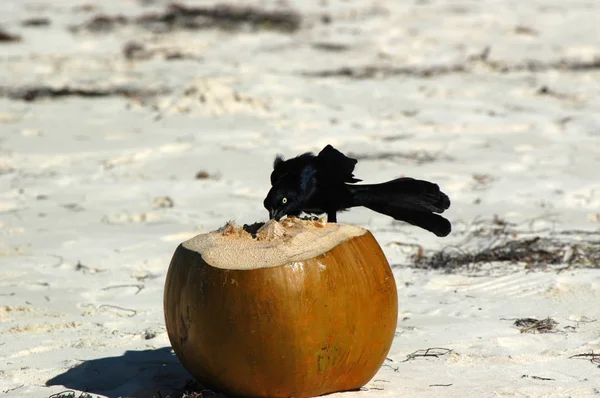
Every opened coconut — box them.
[164,218,398,398]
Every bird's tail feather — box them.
[363,203,451,237]
[349,177,451,237]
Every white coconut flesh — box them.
[182,217,367,270]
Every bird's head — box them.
[263,184,301,221]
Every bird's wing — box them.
[299,163,318,197]
[317,145,362,183]
[270,152,316,185]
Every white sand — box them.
[1,0,599,396]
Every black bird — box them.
[263,145,452,237]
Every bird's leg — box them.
[327,211,337,223]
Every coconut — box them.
[164,218,398,398]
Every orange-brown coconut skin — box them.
[164,228,398,398]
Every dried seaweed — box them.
[195,170,220,180]
[303,55,600,80]
[48,391,99,398]
[513,317,558,334]
[414,236,600,270]
[21,17,51,27]
[162,379,228,398]
[0,85,167,102]
[521,374,554,381]
[311,42,350,52]
[304,64,465,79]
[401,347,453,362]
[569,352,600,367]
[0,26,22,42]
[71,3,301,34]
[410,217,600,271]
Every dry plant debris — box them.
[303,54,600,80]
[1,85,166,102]
[410,217,600,271]
[161,379,228,398]
[71,3,301,34]
[569,352,600,367]
[21,17,51,27]
[521,374,554,381]
[513,317,558,334]
[0,26,22,42]
[401,347,453,362]
[304,64,466,79]
[195,170,220,180]
[48,391,100,398]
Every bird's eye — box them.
[282,197,287,204]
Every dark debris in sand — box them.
[303,54,600,80]
[401,347,453,362]
[407,216,600,272]
[0,85,168,102]
[49,380,230,398]
[21,17,52,27]
[48,391,100,398]
[162,379,228,398]
[70,3,302,34]
[513,317,559,334]
[195,170,220,181]
[0,26,22,42]
[569,352,600,367]
[303,64,466,79]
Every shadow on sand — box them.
[46,347,199,398]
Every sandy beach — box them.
[1,0,599,397]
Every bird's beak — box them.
[269,209,283,221]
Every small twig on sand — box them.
[101,284,145,295]
[98,304,137,317]
[569,352,600,366]
[521,374,555,381]
[1,85,165,102]
[49,391,98,398]
[402,347,453,362]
